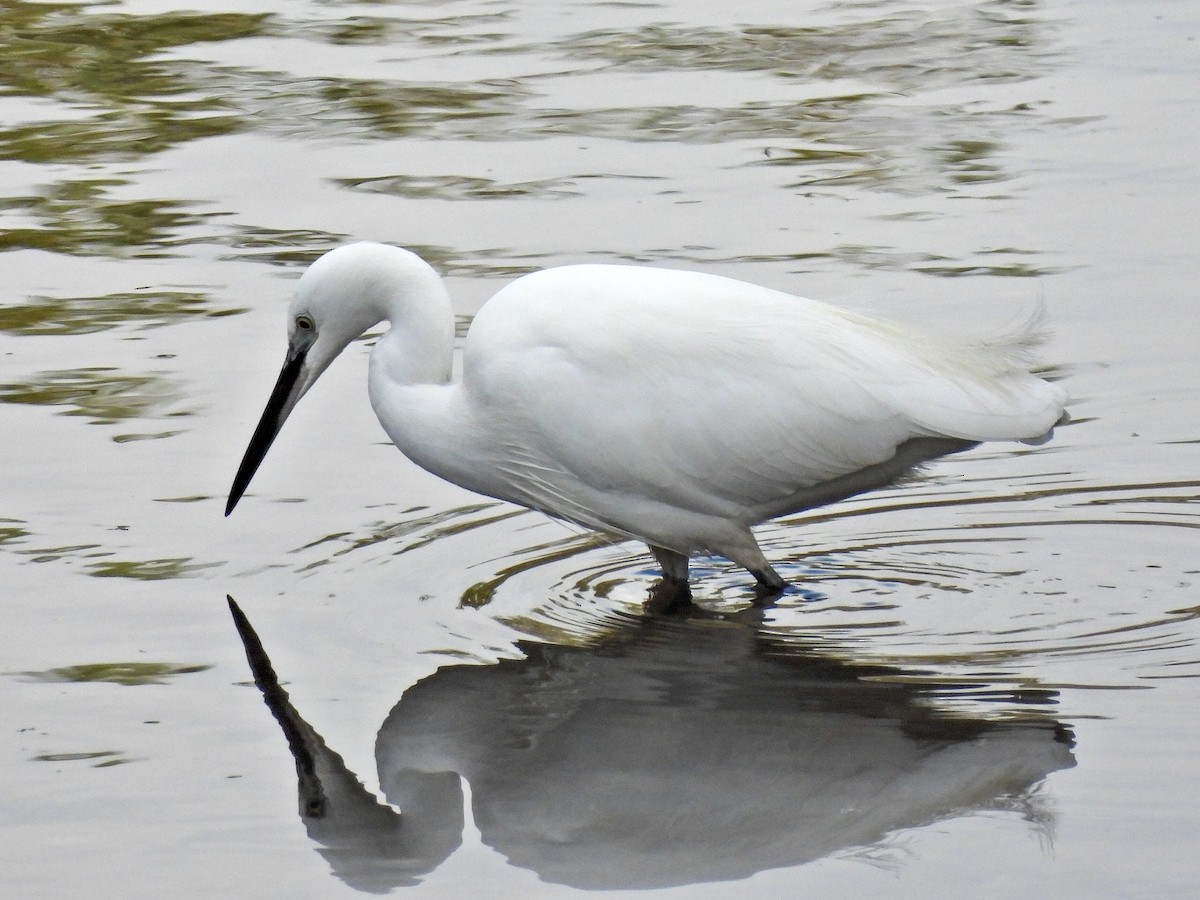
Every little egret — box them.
[227,242,1067,591]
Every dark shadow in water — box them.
[228,596,1075,892]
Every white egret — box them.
[227,242,1067,592]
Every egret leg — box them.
[722,539,788,595]
[646,545,693,615]
[750,570,787,607]
[650,545,690,584]
[751,566,787,591]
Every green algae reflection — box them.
[0,289,241,336]
[26,661,212,686]
[0,0,1064,209]
[0,178,213,256]
[0,5,267,163]
[85,558,221,579]
[0,520,30,546]
[559,10,1049,87]
[32,750,133,767]
[0,368,186,424]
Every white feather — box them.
[232,243,1069,589]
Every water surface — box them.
[2,0,1198,897]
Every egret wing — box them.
[465,266,1040,521]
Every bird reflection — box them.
[228,596,1075,892]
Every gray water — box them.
[2,0,1198,897]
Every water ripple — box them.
[278,469,1199,701]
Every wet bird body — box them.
[227,242,1067,590]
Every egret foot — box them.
[750,566,787,607]
[645,576,694,616]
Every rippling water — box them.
[2,0,1198,897]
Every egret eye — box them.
[296,314,315,332]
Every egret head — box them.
[225,243,400,516]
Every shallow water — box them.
[2,0,1198,897]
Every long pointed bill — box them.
[226,344,309,516]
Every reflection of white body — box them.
[231,599,1075,891]
[378,617,1075,889]
[228,243,1067,587]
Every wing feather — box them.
[464,265,1066,522]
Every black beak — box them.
[226,344,308,516]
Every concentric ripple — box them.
[280,460,1200,710]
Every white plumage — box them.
[227,242,1067,592]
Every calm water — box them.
[2,0,1198,897]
